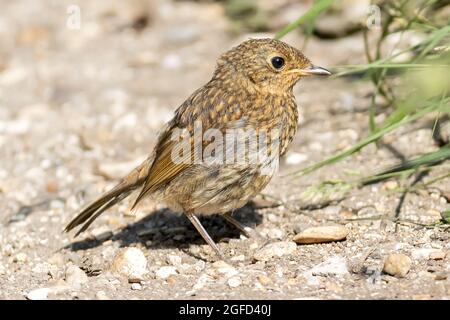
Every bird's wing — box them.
[65,155,153,234]
[130,86,253,209]
[129,121,191,210]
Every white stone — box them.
[227,277,242,288]
[307,256,349,277]
[26,288,51,300]
[267,228,284,240]
[192,274,213,290]
[155,266,177,279]
[131,283,142,290]
[166,254,182,266]
[96,290,110,300]
[211,260,239,278]
[230,255,246,262]
[65,265,89,287]
[110,247,148,280]
[253,241,297,262]
[31,262,51,274]
[194,260,206,272]
[14,252,28,263]
[411,248,443,260]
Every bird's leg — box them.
[223,212,265,242]
[222,212,252,238]
[185,211,224,260]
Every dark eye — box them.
[271,56,285,69]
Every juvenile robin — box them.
[65,38,330,259]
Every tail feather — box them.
[65,158,152,235]
[64,182,135,234]
[73,189,132,236]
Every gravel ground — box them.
[0,0,449,300]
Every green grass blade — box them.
[333,25,450,77]
[441,210,450,224]
[414,25,450,61]
[286,97,449,177]
[334,64,449,77]
[274,0,334,40]
[360,144,450,185]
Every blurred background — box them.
[0,0,449,299]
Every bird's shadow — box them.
[67,202,263,252]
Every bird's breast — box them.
[245,93,298,156]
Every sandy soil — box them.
[0,0,449,299]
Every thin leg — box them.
[185,211,224,259]
[222,213,252,238]
[223,212,267,243]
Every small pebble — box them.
[267,228,284,240]
[382,181,398,191]
[65,265,88,287]
[429,251,446,260]
[31,262,51,274]
[131,283,142,290]
[230,255,245,262]
[293,226,349,244]
[253,241,296,262]
[192,274,212,290]
[166,254,182,266]
[96,291,110,300]
[339,208,355,219]
[435,273,447,281]
[167,275,177,284]
[227,277,242,288]
[411,248,444,260]
[257,275,272,286]
[194,260,206,272]
[110,247,148,281]
[383,254,411,278]
[13,253,28,263]
[308,256,349,277]
[26,288,51,300]
[211,260,238,277]
[155,266,177,279]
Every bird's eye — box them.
[271,56,285,70]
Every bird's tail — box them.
[64,158,152,236]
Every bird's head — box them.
[215,38,331,94]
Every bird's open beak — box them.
[288,65,332,76]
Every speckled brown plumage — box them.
[65,38,330,259]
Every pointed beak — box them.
[303,65,332,76]
[288,64,332,76]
